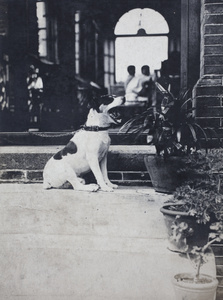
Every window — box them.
[74,11,80,75]
[115,8,169,35]
[104,40,115,87]
[36,0,58,63]
[115,8,169,82]
[36,1,47,57]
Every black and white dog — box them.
[43,95,125,192]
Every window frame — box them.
[36,0,59,64]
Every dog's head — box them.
[87,95,125,126]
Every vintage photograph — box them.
[0,0,223,299]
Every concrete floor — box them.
[0,184,216,300]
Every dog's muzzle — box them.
[108,107,123,124]
[108,96,125,124]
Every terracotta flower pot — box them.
[144,156,186,193]
[172,273,218,300]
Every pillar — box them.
[193,0,223,136]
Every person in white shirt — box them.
[124,65,135,91]
[27,66,43,126]
[125,65,152,102]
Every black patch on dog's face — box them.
[88,95,114,112]
[100,95,114,105]
[53,141,77,160]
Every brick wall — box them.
[0,146,153,186]
[201,0,223,76]
[194,5,223,295]
[194,0,223,140]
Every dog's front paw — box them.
[99,185,114,192]
[107,183,118,189]
[77,184,99,192]
[87,184,100,192]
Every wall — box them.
[194,0,223,140]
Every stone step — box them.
[0,145,155,185]
[0,169,153,186]
[1,144,223,298]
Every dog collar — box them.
[82,125,110,131]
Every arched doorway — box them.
[114,8,169,82]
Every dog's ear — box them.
[88,95,114,112]
[99,95,114,105]
[87,96,100,112]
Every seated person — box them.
[124,65,136,91]
[125,65,152,102]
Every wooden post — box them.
[181,0,201,90]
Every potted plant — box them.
[160,149,223,248]
[119,82,215,193]
[169,221,223,300]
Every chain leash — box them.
[28,131,75,138]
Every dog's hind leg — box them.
[69,178,99,192]
[65,165,99,192]
[77,177,86,185]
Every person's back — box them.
[124,65,135,91]
[125,65,152,101]
[137,65,151,90]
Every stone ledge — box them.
[0,145,155,184]
[0,169,152,185]
[0,145,155,171]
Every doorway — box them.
[114,8,169,82]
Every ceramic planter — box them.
[172,273,218,300]
[160,203,210,248]
[144,155,186,193]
